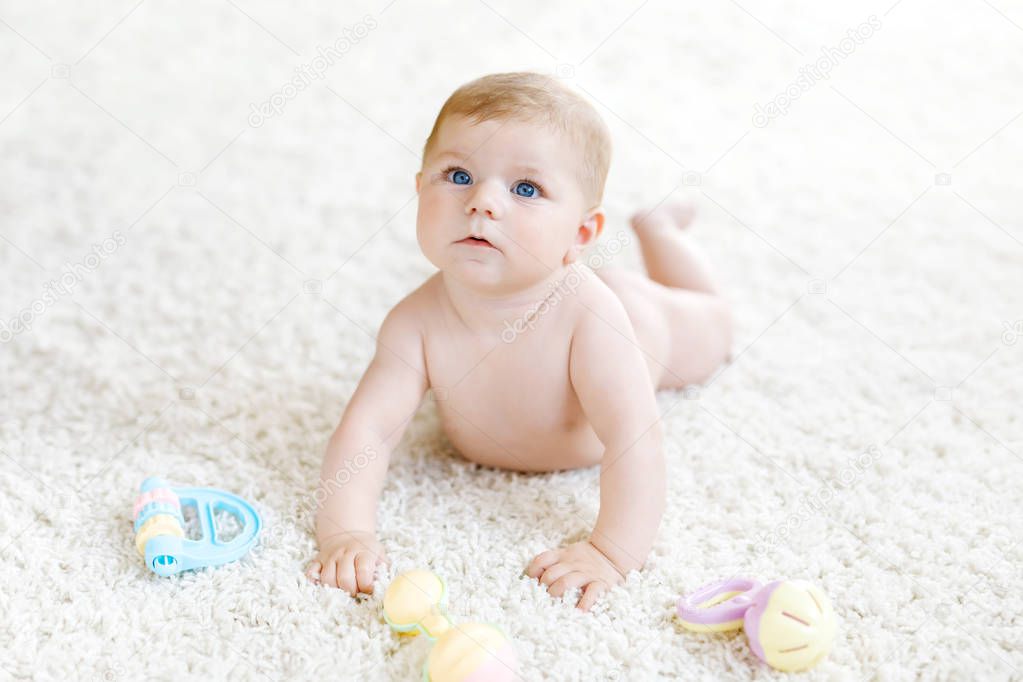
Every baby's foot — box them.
[628,201,695,239]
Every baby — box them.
[306,72,732,611]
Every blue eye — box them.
[449,169,471,185]
[514,181,537,198]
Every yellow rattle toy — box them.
[383,570,519,682]
[676,577,837,672]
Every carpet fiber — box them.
[2,1,1021,680]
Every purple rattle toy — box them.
[677,577,837,673]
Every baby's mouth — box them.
[455,235,499,250]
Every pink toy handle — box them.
[133,487,179,518]
[676,577,763,625]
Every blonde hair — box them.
[422,72,612,208]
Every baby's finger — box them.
[549,571,587,599]
[336,554,358,595]
[354,552,378,594]
[525,550,559,579]
[305,560,322,584]
[540,563,572,588]
[576,580,608,612]
[320,558,337,589]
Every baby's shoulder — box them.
[377,275,441,340]
[564,265,631,326]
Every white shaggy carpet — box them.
[2,1,1021,680]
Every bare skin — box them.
[307,115,732,610]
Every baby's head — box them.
[415,72,612,295]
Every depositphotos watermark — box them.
[248,15,378,127]
[1002,319,1022,346]
[752,444,884,555]
[500,230,631,343]
[753,15,882,128]
[1,231,127,344]
[306,445,379,511]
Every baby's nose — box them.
[467,205,494,218]
[464,184,501,219]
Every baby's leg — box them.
[597,203,731,390]
[630,203,718,294]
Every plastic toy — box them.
[132,476,261,577]
[383,569,518,682]
[677,577,836,673]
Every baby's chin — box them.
[444,260,510,290]
[441,260,546,296]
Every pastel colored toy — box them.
[677,577,763,633]
[677,577,837,673]
[383,569,453,638]
[383,570,518,682]
[132,476,261,577]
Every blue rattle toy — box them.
[132,476,261,576]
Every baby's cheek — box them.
[416,200,446,239]
[415,219,444,267]
[416,196,438,227]
[531,233,570,269]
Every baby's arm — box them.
[308,298,429,594]
[526,288,665,609]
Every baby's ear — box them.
[585,208,605,241]
[415,171,422,194]
[564,208,605,265]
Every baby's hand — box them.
[525,540,626,611]
[306,531,387,596]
